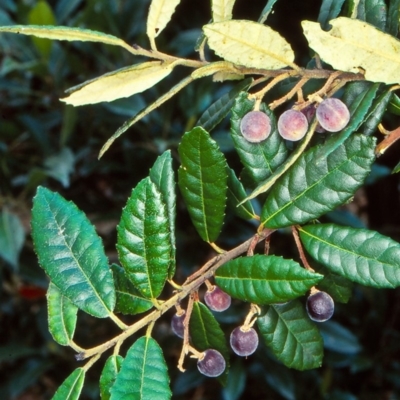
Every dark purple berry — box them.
[197,349,226,377]
[316,98,350,132]
[306,291,334,322]
[240,111,271,143]
[171,312,185,338]
[277,109,309,141]
[204,286,231,312]
[300,104,325,133]
[230,326,259,356]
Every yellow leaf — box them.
[302,17,400,85]
[147,0,181,49]
[203,20,296,70]
[61,61,175,106]
[212,0,236,22]
[191,61,238,79]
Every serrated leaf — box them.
[261,135,376,229]
[299,223,400,288]
[196,78,252,132]
[31,186,115,318]
[100,355,123,400]
[215,255,323,304]
[302,17,400,84]
[212,0,236,22]
[203,20,296,70]
[189,302,230,385]
[357,0,387,31]
[317,0,346,30]
[111,265,153,315]
[52,368,85,400]
[226,168,256,220]
[178,127,227,243]
[149,151,176,279]
[110,336,171,400]
[47,282,78,346]
[117,177,171,299]
[147,0,181,48]
[230,92,288,187]
[257,300,324,370]
[61,61,174,106]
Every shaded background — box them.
[1,0,400,399]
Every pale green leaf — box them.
[100,355,123,400]
[302,17,400,84]
[212,0,236,22]
[52,368,85,400]
[61,61,174,106]
[203,20,296,70]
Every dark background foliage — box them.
[1,0,400,399]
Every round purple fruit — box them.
[240,111,271,143]
[306,291,334,322]
[204,286,231,312]
[316,98,350,132]
[230,326,259,357]
[171,312,185,338]
[197,349,226,377]
[277,109,309,141]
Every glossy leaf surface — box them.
[52,368,85,400]
[110,336,171,400]
[258,300,324,370]
[357,0,387,31]
[100,355,123,400]
[317,0,346,29]
[117,177,171,299]
[178,127,227,243]
[215,255,323,304]
[31,187,115,318]
[261,135,376,228]
[300,223,400,288]
[47,282,78,346]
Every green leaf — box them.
[44,147,75,188]
[178,127,227,243]
[215,255,323,304]
[387,0,400,36]
[196,78,252,132]
[299,223,400,288]
[392,159,400,174]
[61,61,175,106]
[319,320,361,354]
[0,209,25,269]
[117,177,171,299]
[110,336,171,400]
[52,368,85,400]
[189,302,230,384]
[257,300,324,370]
[31,187,115,318]
[315,83,380,159]
[388,93,400,115]
[230,92,288,187]
[100,355,123,400]
[317,0,346,30]
[149,150,176,279]
[261,135,376,229]
[357,0,387,31]
[361,89,392,136]
[203,20,296,70]
[226,168,256,220]
[258,0,279,24]
[111,264,153,315]
[47,282,78,346]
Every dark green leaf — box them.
[111,264,153,315]
[100,355,123,400]
[110,336,171,400]
[387,0,400,36]
[190,302,230,385]
[149,150,176,279]
[117,177,171,299]
[226,168,256,220]
[319,321,361,354]
[299,223,400,288]
[257,300,324,370]
[197,78,252,132]
[0,209,25,269]
[362,90,392,136]
[316,83,379,160]
[43,147,75,188]
[388,93,400,115]
[52,368,85,400]
[261,135,376,228]
[357,0,387,31]
[318,0,346,30]
[178,126,227,243]
[31,187,115,318]
[47,282,78,346]
[392,160,400,174]
[264,361,295,400]
[215,255,323,304]
[221,360,246,400]
[230,92,288,187]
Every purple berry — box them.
[197,349,226,377]
[277,109,309,141]
[240,111,271,143]
[230,326,259,356]
[171,312,185,338]
[300,104,325,133]
[316,98,350,132]
[306,291,334,322]
[204,286,231,312]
